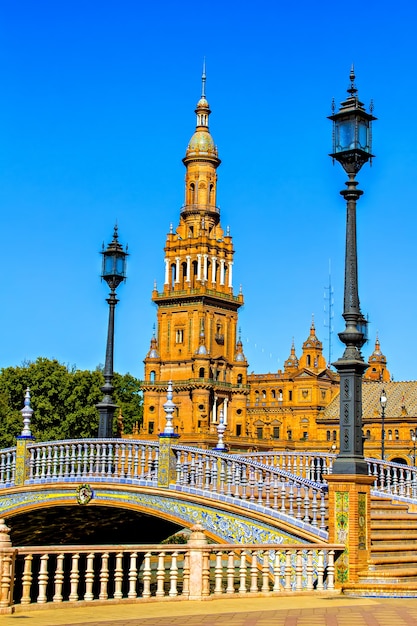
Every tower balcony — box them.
[180,204,220,216]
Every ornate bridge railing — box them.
[0,522,342,613]
[240,451,417,503]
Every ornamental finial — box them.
[347,64,357,97]
[201,58,206,98]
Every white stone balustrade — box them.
[4,534,341,610]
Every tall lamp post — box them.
[329,67,376,475]
[96,225,128,437]
[380,389,387,461]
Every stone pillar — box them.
[0,519,16,614]
[157,436,178,487]
[187,523,208,600]
[15,388,35,486]
[326,474,374,585]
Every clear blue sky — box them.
[1,1,417,382]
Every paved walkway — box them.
[3,596,417,626]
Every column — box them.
[228,262,233,288]
[220,259,225,285]
[175,257,180,284]
[197,254,202,281]
[203,254,208,282]
[186,256,191,282]
[164,258,169,285]
[211,256,216,283]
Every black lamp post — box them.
[329,67,376,475]
[96,225,128,437]
[380,389,387,461]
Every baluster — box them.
[327,550,335,590]
[261,551,269,592]
[96,444,102,477]
[53,553,65,602]
[84,553,95,601]
[320,492,326,531]
[11,450,16,484]
[316,550,324,591]
[40,447,47,479]
[70,444,76,478]
[0,454,5,485]
[176,451,183,485]
[107,443,114,477]
[288,483,295,517]
[46,446,52,478]
[76,444,83,478]
[59,445,65,478]
[34,447,41,480]
[249,551,258,593]
[114,443,121,477]
[272,477,279,510]
[182,552,190,597]
[189,453,196,485]
[37,554,49,603]
[232,462,240,498]
[142,552,152,598]
[264,472,271,508]
[240,464,248,500]
[303,487,310,523]
[0,553,13,609]
[219,459,225,494]
[28,449,35,481]
[153,448,159,479]
[202,550,210,597]
[126,444,133,478]
[21,554,33,605]
[392,466,398,494]
[226,461,233,496]
[211,456,218,492]
[82,443,88,476]
[285,550,292,591]
[99,553,109,600]
[114,552,123,599]
[399,466,405,496]
[204,455,211,490]
[273,551,281,592]
[249,467,255,501]
[295,550,303,591]
[295,485,302,520]
[239,551,247,593]
[196,455,203,488]
[280,481,286,513]
[128,552,138,598]
[69,553,80,602]
[64,444,71,477]
[257,472,263,505]
[133,445,139,480]
[311,490,318,527]
[169,551,178,597]
[101,444,107,477]
[226,551,235,594]
[156,552,165,597]
[88,443,95,475]
[140,445,146,480]
[214,551,223,594]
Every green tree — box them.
[0,358,143,447]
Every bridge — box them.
[1,437,417,612]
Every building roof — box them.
[324,380,417,420]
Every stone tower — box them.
[141,69,248,441]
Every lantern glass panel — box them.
[104,254,115,275]
[358,121,369,151]
[116,255,125,276]
[336,121,355,152]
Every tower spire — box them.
[201,58,206,99]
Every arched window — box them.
[170,264,176,287]
[332,430,337,441]
[388,430,392,440]
[366,429,371,440]
[199,367,205,378]
[262,390,266,400]
[395,429,399,440]
[150,371,156,382]
[271,390,276,399]
[237,374,243,385]
[326,430,331,441]
[306,355,311,367]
